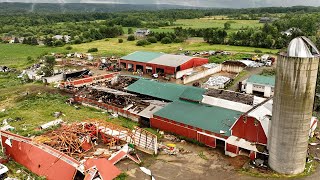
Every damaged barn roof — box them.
[125,79,205,102]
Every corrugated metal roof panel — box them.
[126,79,205,102]
[121,51,164,63]
[154,100,242,136]
[247,75,275,86]
[148,54,194,67]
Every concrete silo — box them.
[268,36,320,174]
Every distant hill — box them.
[0,2,198,14]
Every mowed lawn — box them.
[71,38,278,57]
[0,44,63,69]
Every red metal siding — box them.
[197,133,216,148]
[231,116,267,145]
[1,131,78,180]
[226,143,238,154]
[249,151,256,160]
[150,117,197,139]
[180,58,209,70]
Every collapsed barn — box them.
[1,120,158,180]
[59,73,318,162]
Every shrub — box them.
[88,48,98,53]
[127,35,135,41]
[173,37,184,43]
[118,39,124,43]
[147,37,157,43]
[136,40,151,46]
[161,37,172,44]
[254,49,263,53]
[66,46,72,50]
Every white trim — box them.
[197,131,226,141]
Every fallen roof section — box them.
[84,158,121,180]
[154,100,242,136]
[90,86,137,96]
[0,130,80,180]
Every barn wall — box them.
[1,131,78,180]
[151,116,228,148]
[150,116,197,139]
[231,116,267,145]
[180,58,209,70]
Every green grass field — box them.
[0,44,63,69]
[124,18,262,34]
[170,18,262,30]
[71,38,278,57]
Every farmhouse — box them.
[241,75,275,97]
[119,51,209,76]
[134,29,150,37]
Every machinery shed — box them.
[119,51,208,75]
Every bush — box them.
[254,49,263,53]
[136,40,151,46]
[161,37,172,44]
[118,39,123,43]
[66,46,72,50]
[88,48,98,53]
[127,35,135,41]
[147,37,157,43]
[173,37,184,43]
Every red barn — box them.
[119,51,208,75]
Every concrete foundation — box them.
[268,55,319,174]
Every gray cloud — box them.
[0,0,319,8]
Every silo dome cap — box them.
[287,36,320,58]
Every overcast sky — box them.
[0,0,319,8]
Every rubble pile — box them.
[205,89,254,105]
[34,121,131,160]
[203,76,230,89]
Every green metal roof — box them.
[247,75,275,86]
[179,87,206,102]
[154,100,242,136]
[126,79,205,102]
[121,51,164,63]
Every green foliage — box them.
[224,22,231,30]
[260,68,276,76]
[127,35,135,41]
[146,36,157,43]
[254,49,263,53]
[114,173,128,180]
[198,151,209,160]
[118,38,123,43]
[136,39,151,46]
[87,48,98,53]
[128,27,134,34]
[161,37,172,44]
[65,46,72,50]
